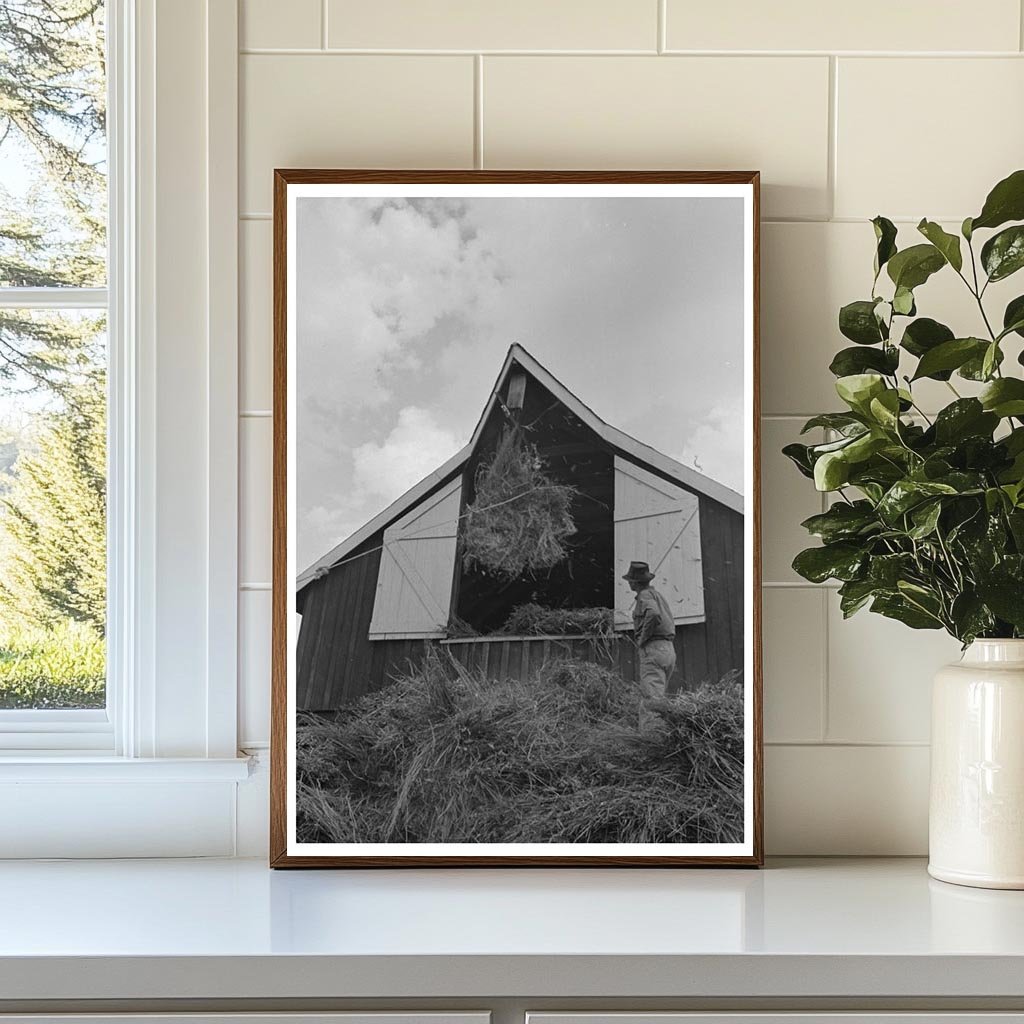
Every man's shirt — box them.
[632,585,677,646]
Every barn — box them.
[296,345,745,711]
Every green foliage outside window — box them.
[785,170,1024,645]
[0,1,107,708]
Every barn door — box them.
[613,457,704,630]
[368,476,462,639]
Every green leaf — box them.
[877,479,958,524]
[982,341,1000,381]
[836,373,886,413]
[868,389,901,430]
[829,345,899,378]
[960,344,1004,381]
[887,244,946,291]
[933,399,998,444]
[892,286,916,316]
[976,577,1024,629]
[900,317,954,359]
[814,450,850,491]
[800,413,865,435]
[781,442,815,479]
[792,543,866,584]
[1003,295,1024,339]
[872,216,898,277]
[838,578,879,618]
[981,225,1024,282]
[908,500,942,540]
[962,216,974,241]
[950,593,995,644]
[839,299,887,345]
[911,337,987,381]
[871,594,943,630]
[917,219,963,272]
[980,378,1024,418]
[971,169,1024,232]
[868,552,914,587]
[845,431,888,463]
[800,501,879,543]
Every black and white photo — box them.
[272,171,762,867]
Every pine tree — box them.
[0,2,107,643]
[0,0,106,394]
[0,371,105,632]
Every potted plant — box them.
[785,169,1024,889]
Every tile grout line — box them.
[820,587,830,743]
[657,0,666,54]
[819,429,832,741]
[321,0,329,50]
[766,740,931,748]
[1021,0,1024,51]
[827,55,838,220]
[237,214,970,226]
[474,55,484,169]
[238,47,1024,57]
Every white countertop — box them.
[2,857,1024,1003]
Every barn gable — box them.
[295,344,746,710]
[297,343,742,592]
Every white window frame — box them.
[0,0,248,857]
[0,8,120,751]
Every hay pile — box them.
[500,603,615,638]
[296,649,745,845]
[461,433,577,579]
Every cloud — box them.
[296,198,504,417]
[351,406,464,505]
[294,195,749,562]
[675,400,746,494]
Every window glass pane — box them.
[0,1,107,288]
[0,309,105,709]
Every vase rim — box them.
[961,638,1024,664]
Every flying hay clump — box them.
[461,433,577,580]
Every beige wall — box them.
[236,0,1024,854]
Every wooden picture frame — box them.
[271,170,763,867]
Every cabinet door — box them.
[0,1015,489,1024]
[528,1015,1024,1024]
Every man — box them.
[623,560,677,729]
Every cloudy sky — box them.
[296,194,747,570]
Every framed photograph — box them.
[271,170,762,867]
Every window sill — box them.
[0,755,252,782]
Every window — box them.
[0,1,109,735]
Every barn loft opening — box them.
[453,364,615,635]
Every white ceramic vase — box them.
[929,639,1024,889]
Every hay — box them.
[461,432,577,579]
[296,648,745,845]
[500,603,614,638]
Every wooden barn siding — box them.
[297,477,744,711]
[297,530,386,710]
[684,495,745,687]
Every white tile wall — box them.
[236,0,1024,854]
[239,220,272,412]
[241,0,321,50]
[483,56,831,219]
[665,0,1021,53]
[240,54,475,213]
[836,58,1024,221]
[326,0,657,52]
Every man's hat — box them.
[622,560,655,583]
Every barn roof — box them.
[297,344,744,591]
